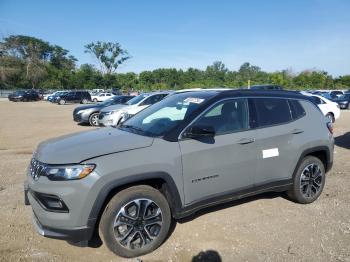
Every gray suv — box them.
[24,90,334,258]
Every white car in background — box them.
[301,92,340,123]
[98,92,170,126]
[91,92,114,102]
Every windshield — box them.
[119,92,216,137]
[100,97,118,106]
[125,94,148,105]
[339,93,350,100]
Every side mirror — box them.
[185,125,215,138]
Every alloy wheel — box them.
[91,114,99,126]
[300,163,323,198]
[113,198,163,250]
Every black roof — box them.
[185,88,309,101]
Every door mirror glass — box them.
[185,125,215,138]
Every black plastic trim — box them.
[88,172,183,221]
[173,179,293,219]
[30,190,69,213]
[293,146,333,174]
[33,212,95,242]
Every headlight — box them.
[76,110,86,115]
[44,164,95,181]
[105,111,116,115]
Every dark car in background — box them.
[8,90,40,102]
[329,90,344,99]
[249,84,283,90]
[56,91,91,105]
[73,95,134,126]
[333,93,350,109]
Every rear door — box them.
[252,98,301,185]
[179,98,258,204]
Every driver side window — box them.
[195,99,249,135]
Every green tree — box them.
[84,41,130,74]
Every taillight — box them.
[327,121,333,135]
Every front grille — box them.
[29,159,46,181]
[73,114,81,122]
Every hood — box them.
[74,104,103,112]
[35,128,154,164]
[100,104,127,113]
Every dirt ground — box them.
[0,100,349,262]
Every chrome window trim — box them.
[177,96,314,141]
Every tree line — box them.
[1,35,349,91]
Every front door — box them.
[179,98,258,205]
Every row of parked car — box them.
[71,88,345,128]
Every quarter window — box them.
[195,99,249,135]
[289,99,306,120]
[254,98,292,127]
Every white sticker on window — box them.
[262,148,279,159]
[183,97,204,104]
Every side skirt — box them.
[173,179,292,219]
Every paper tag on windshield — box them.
[184,97,204,104]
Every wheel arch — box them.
[88,172,183,229]
[293,146,332,178]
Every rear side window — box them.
[288,99,306,120]
[253,98,292,127]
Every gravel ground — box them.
[0,100,349,262]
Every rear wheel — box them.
[100,185,171,258]
[81,99,88,104]
[287,156,325,204]
[93,98,98,103]
[89,113,99,126]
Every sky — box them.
[1,0,350,76]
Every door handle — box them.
[291,129,304,134]
[238,138,255,144]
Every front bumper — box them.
[25,184,96,243]
[73,112,90,123]
[338,103,349,109]
[32,211,94,243]
[98,113,115,126]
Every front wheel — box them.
[93,98,98,103]
[100,185,171,258]
[58,99,66,105]
[89,113,99,126]
[287,156,326,204]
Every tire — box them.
[325,113,335,123]
[100,185,171,258]
[81,99,88,104]
[58,99,66,105]
[93,98,98,103]
[89,113,100,126]
[287,156,326,204]
[347,103,350,110]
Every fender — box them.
[293,146,332,176]
[87,172,184,224]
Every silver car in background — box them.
[98,91,170,126]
